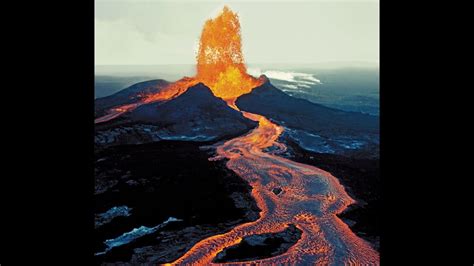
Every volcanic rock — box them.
[95,82,258,147]
[236,78,379,154]
[94,141,261,264]
[213,224,302,263]
[237,78,378,135]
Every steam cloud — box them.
[248,68,322,90]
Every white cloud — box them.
[248,68,322,90]
[95,18,196,65]
[280,84,299,90]
[95,1,379,65]
[298,84,311,88]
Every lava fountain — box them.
[145,6,262,107]
[195,6,262,104]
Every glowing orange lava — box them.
[94,77,199,124]
[195,6,262,100]
[142,77,199,104]
[170,113,380,265]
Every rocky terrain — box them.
[237,79,378,135]
[94,141,260,264]
[214,224,303,263]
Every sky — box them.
[95,0,379,66]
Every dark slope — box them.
[236,80,379,136]
[130,83,250,125]
[126,82,258,140]
[95,83,258,147]
[95,79,170,117]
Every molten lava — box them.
[169,113,379,265]
[142,77,198,103]
[195,6,262,101]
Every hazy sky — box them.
[95,0,379,66]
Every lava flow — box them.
[94,77,199,124]
[169,110,379,265]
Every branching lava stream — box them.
[168,109,379,265]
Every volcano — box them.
[94,5,380,266]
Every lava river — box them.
[168,110,380,265]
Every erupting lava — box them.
[142,6,262,106]
[95,6,379,265]
[195,6,262,103]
